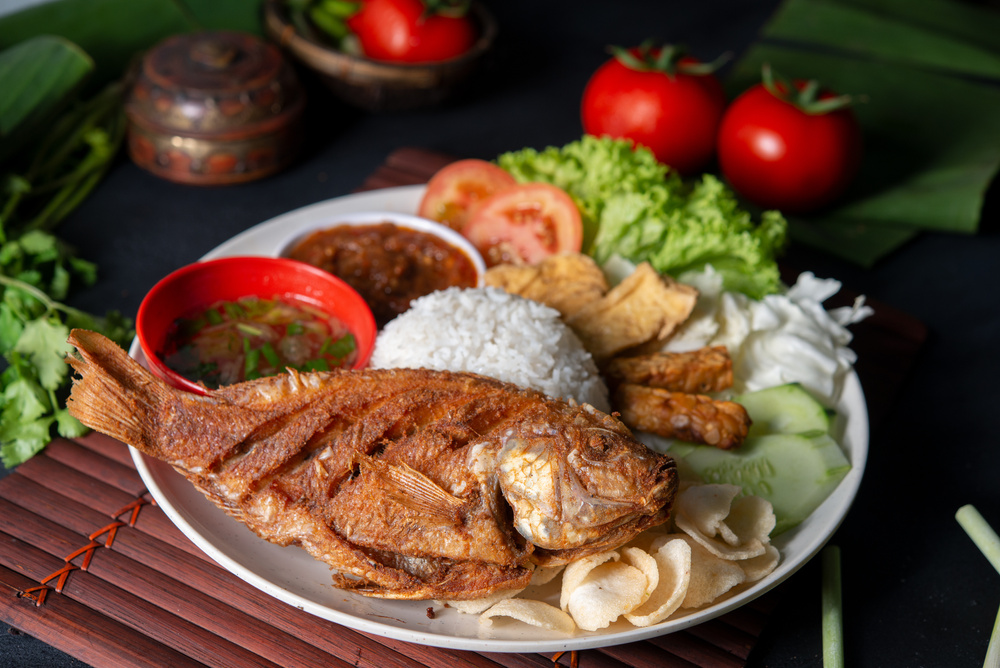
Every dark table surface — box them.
[3,0,1000,666]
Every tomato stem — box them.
[421,0,470,20]
[610,41,728,77]
[761,63,856,115]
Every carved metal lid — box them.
[125,31,305,185]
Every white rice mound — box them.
[370,286,610,412]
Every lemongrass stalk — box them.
[957,505,1000,575]
[822,545,844,668]
[985,605,1000,668]
[956,505,1000,668]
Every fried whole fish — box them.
[66,330,678,600]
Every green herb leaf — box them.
[300,359,331,372]
[244,347,261,380]
[17,230,58,255]
[205,308,223,326]
[225,302,248,320]
[323,333,356,359]
[0,412,54,468]
[68,256,97,285]
[260,341,280,367]
[0,303,24,353]
[13,317,72,391]
[2,373,50,423]
[54,406,88,439]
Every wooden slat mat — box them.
[0,148,926,668]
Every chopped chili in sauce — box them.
[161,296,357,389]
[287,222,479,328]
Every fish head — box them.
[496,405,677,551]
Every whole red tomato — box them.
[346,0,477,63]
[717,68,863,213]
[581,43,726,176]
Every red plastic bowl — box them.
[136,256,376,394]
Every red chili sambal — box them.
[161,296,357,389]
[286,222,479,327]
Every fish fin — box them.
[358,454,465,522]
[65,329,170,452]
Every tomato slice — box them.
[461,183,583,267]
[417,159,517,232]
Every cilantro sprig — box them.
[0,75,132,467]
[0,273,131,467]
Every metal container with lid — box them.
[126,30,305,185]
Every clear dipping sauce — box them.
[161,296,357,389]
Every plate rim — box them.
[127,185,869,653]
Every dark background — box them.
[3,0,1000,665]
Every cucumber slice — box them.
[675,432,851,535]
[735,383,834,438]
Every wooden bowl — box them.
[263,0,497,112]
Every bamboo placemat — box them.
[0,148,926,668]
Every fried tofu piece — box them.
[566,263,698,365]
[484,253,608,319]
[613,384,751,450]
[605,346,734,395]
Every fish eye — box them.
[580,429,624,462]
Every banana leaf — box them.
[761,0,1000,80]
[0,0,263,93]
[727,0,1000,266]
[0,35,93,166]
[183,0,264,36]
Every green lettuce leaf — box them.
[497,136,788,299]
[498,135,675,252]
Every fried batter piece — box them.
[484,252,609,319]
[605,346,734,394]
[485,255,699,367]
[567,263,699,365]
[614,383,751,450]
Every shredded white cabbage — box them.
[604,256,872,406]
[664,266,872,405]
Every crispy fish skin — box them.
[66,329,677,599]
[614,383,752,450]
[605,346,734,394]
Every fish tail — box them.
[66,329,173,453]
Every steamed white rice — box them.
[370,287,610,412]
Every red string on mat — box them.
[17,494,152,606]
[551,650,580,668]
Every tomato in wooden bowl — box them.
[262,0,497,111]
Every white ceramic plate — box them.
[128,185,869,653]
